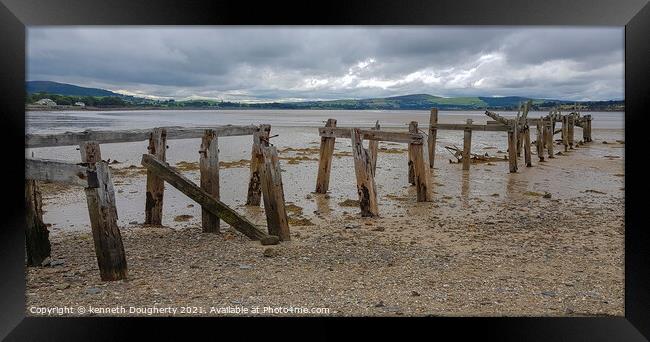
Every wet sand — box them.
[26,126,624,316]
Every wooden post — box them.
[462,119,472,171]
[582,116,589,143]
[25,180,51,266]
[408,121,418,185]
[523,126,532,167]
[428,108,438,169]
[315,119,337,194]
[562,116,569,152]
[507,121,518,173]
[412,139,431,202]
[351,128,378,217]
[145,128,167,225]
[536,119,545,162]
[546,119,555,159]
[568,114,575,148]
[199,129,220,233]
[247,125,271,205]
[80,141,128,281]
[368,121,379,176]
[260,146,291,241]
[587,115,593,142]
[141,154,279,245]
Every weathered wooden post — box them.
[462,119,472,171]
[351,128,378,217]
[523,125,532,167]
[260,145,291,241]
[546,119,555,159]
[411,137,431,202]
[568,114,575,149]
[507,120,518,173]
[145,128,167,225]
[25,180,51,266]
[586,115,593,142]
[536,119,545,162]
[408,121,418,184]
[246,124,271,205]
[368,121,380,176]
[199,129,220,233]
[315,119,337,194]
[562,115,569,152]
[428,108,438,169]
[80,141,128,281]
[582,116,589,143]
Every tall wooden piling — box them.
[546,119,555,159]
[536,119,545,162]
[408,121,418,184]
[568,114,575,148]
[368,121,380,176]
[145,128,167,225]
[199,130,220,233]
[246,125,271,205]
[462,119,472,171]
[562,116,569,152]
[25,179,51,266]
[80,141,128,281]
[523,126,532,167]
[411,139,431,202]
[260,146,291,241]
[315,119,337,194]
[507,120,518,173]
[428,108,438,169]
[351,128,378,217]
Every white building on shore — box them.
[35,98,57,106]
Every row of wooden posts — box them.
[25,108,594,280]
[25,125,290,281]
[314,104,594,217]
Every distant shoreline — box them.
[26,105,625,112]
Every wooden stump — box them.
[199,129,220,233]
[25,180,51,266]
[145,128,167,225]
[523,126,532,167]
[546,119,555,159]
[260,146,291,241]
[351,128,378,217]
[246,125,271,205]
[462,119,472,171]
[428,108,438,169]
[411,140,431,202]
[408,121,418,184]
[536,119,545,162]
[80,141,128,281]
[507,121,518,173]
[315,119,337,193]
[368,121,379,176]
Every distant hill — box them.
[26,81,120,97]
[25,81,624,111]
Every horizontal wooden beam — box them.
[26,125,260,148]
[140,154,279,245]
[319,127,424,144]
[25,158,97,188]
[431,123,510,132]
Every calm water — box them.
[26,109,624,134]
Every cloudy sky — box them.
[27,27,624,102]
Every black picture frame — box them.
[1,0,648,340]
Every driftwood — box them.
[444,145,507,164]
[140,154,279,245]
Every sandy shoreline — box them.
[26,130,625,317]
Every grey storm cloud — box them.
[27,26,624,101]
